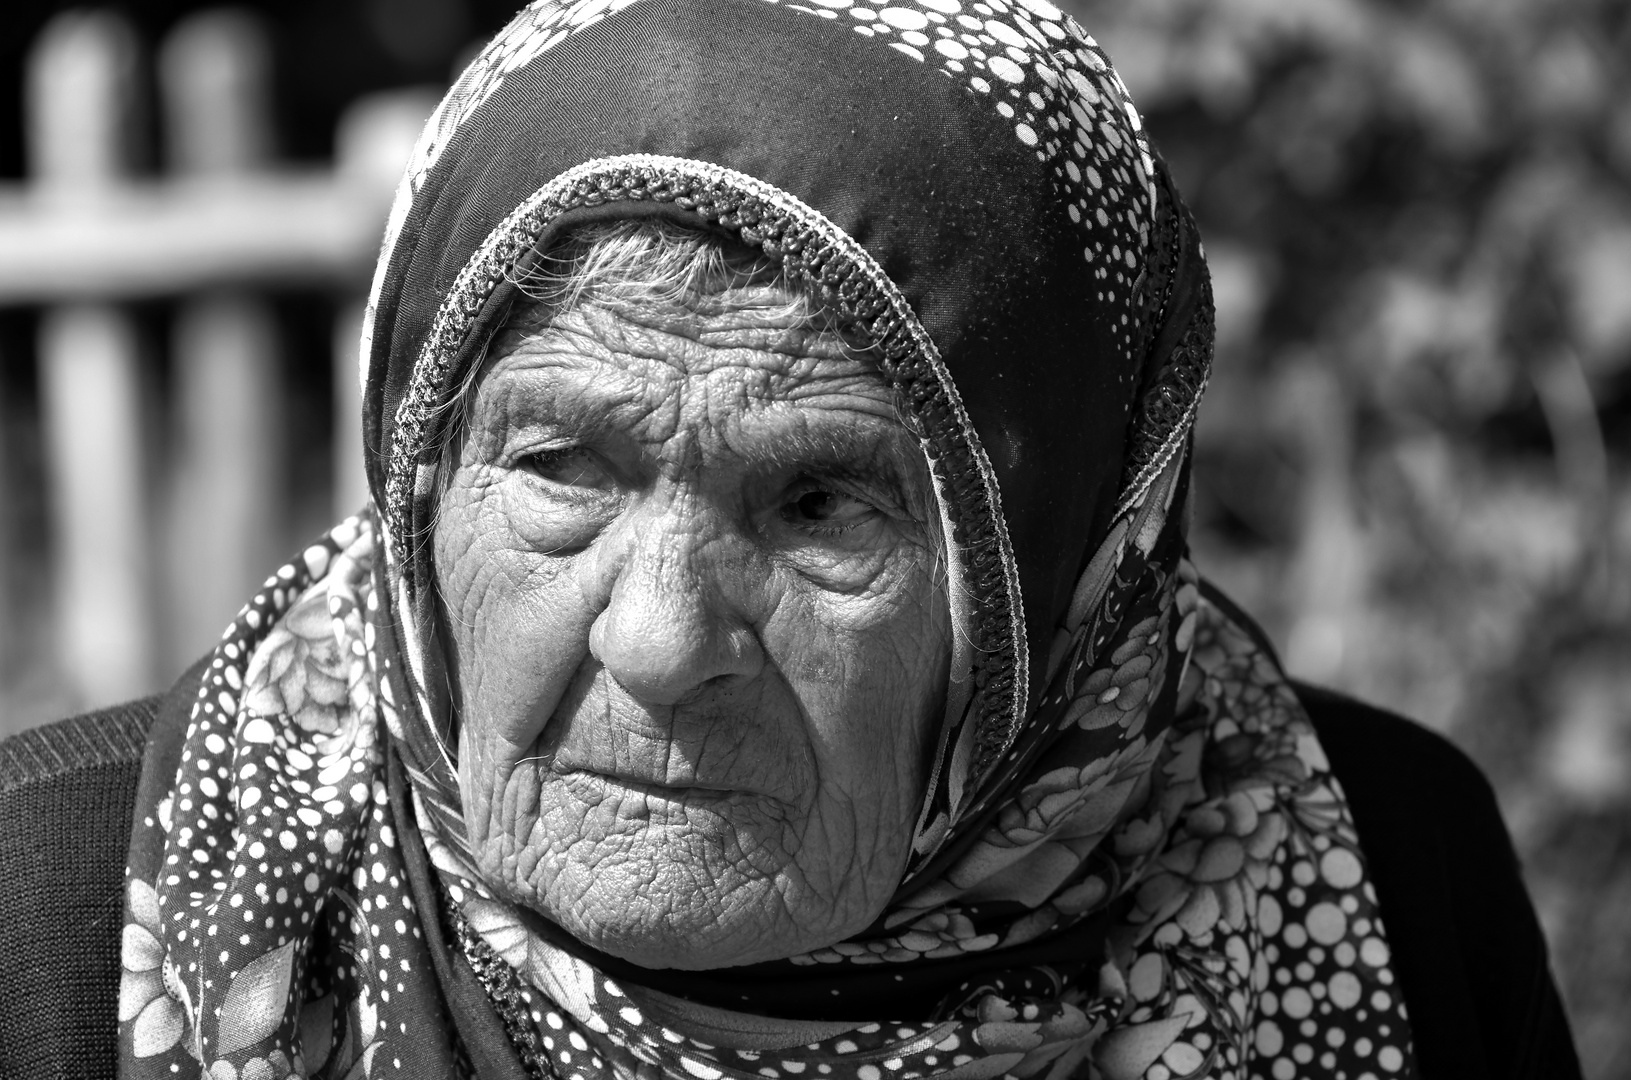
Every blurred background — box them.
[0,0,1625,1073]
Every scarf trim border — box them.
[376,154,1029,847]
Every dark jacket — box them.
[0,673,1581,1079]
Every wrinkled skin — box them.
[434,285,951,970]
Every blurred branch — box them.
[0,173,387,301]
[1529,346,1617,608]
[1280,359,1367,686]
[0,82,432,305]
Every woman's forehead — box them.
[474,302,914,456]
[484,301,890,402]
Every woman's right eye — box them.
[517,447,617,492]
[502,445,623,553]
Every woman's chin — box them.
[533,871,847,971]
[472,774,900,970]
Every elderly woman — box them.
[0,2,1581,1078]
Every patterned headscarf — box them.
[120,3,1420,1079]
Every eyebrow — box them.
[472,360,638,445]
[735,414,928,510]
[736,416,902,468]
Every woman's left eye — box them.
[517,447,616,491]
[781,485,878,533]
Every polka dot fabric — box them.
[774,0,1159,279]
[119,518,460,1079]
[773,0,1166,384]
[420,564,1422,1080]
[118,2,1417,1078]
[118,516,1418,1078]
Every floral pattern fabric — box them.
[121,2,1419,1078]
[120,512,1416,1080]
[120,519,453,1080]
[429,558,1420,1080]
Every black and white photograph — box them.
[0,1,1624,1077]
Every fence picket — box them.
[28,11,153,708]
[160,10,284,671]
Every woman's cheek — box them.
[766,545,947,810]
[769,520,907,594]
[439,465,619,869]
[499,467,625,554]
[462,575,588,742]
[454,560,597,863]
[438,477,598,790]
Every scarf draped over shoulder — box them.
[119,4,1419,1079]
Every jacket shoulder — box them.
[0,699,164,1077]
[1294,680,1581,1080]
[1296,681,1492,807]
[0,699,159,791]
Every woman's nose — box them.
[587,510,764,705]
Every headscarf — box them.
[119,3,1419,1079]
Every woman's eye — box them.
[518,447,615,491]
[782,486,877,532]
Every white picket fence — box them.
[1,9,433,718]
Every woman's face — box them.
[434,284,951,970]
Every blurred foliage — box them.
[1062,0,1631,1073]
